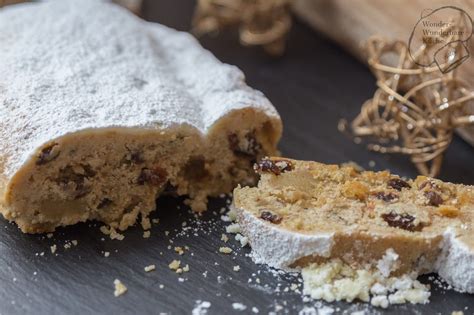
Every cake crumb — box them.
[71,240,78,246]
[113,279,127,297]
[174,246,185,255]
[151,218,160,224]
[144,265,156,272]
[302,259,430,308]
[104,251,110,257]
[46,233,53,239]
[232,303,247,311]
[182,264,190,272]
[451,312,464,315]
[192,300,211,315]
[100,225,110,235]
[219,247,233,254]
[141,217,151,230]
[227,208,238,222]
[169,260,181,270]
[226,223,240,234]
[50,245,57,254]
[235,234,249,247]
[101,226,125,241]
[221,233,229,243]
[233,265,240,272]
[143,231,151,238]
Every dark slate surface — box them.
[0,1,473,314]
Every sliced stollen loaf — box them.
[0,0,281,233]
[232,157,474,293]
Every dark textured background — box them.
[0,1,473,314]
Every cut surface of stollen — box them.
[0,0,281,233]
[233,157,474,295]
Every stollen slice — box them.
[232,157,474,293]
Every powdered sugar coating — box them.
[0,0,278,178]
[436,227,474,293]
[236,207,474,294]
[234,205,334,269]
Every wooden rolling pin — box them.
[293,0,474,146]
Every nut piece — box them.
[137,166,167,186]
[437,205,460,218]
[381,211,423,232]
[254,158,293,175]
[36,143,60,165]
[387,178,411,191]
[373,191,399,202]
[424,191,443,207]
[260,210,282,224]
[342,180,369,201]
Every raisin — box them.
[122,150,144,165]
[381,211,423,232]
[137,167,167,186]
[130,151,144,164]
[228,131,261,158]
[74,184,91,199]
[57,165,94,199]
[425,191,443,207]
[260,210,282,224]
[36,143,60,165]
[387,178,411,191]
[373,191,399,202]
[254,158,293,175]
[97,198,112,209]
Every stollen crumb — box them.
[144,265,156,272]
[219,247,233,254]
[113,279,127,297]
[169,260,181,270]
[232,303,247,311]
[192,300,211,315]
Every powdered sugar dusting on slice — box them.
[436,227,474,293]
[234,205,334,269]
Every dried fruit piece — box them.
[98,198,113,209]
[254,158,293,175]
[425,191,443,207]
[57,165,95,199]
[373,191,399,202]
[260,210,282,224]
[36,143,60,165]
[121,150,144,165]
[137,167,167,186]
[342,180,369,201]
[437,205,460,218]
[381,211,423,232]
[387,178,411,191]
